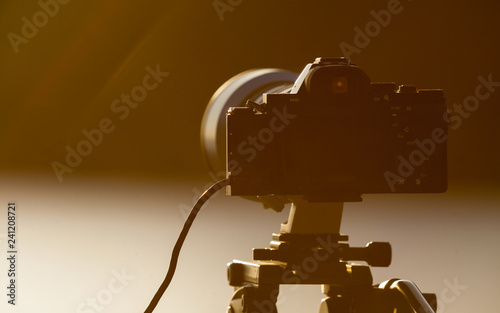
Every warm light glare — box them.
[332,76,348,93]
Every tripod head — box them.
[225,198,436,313]
[242,199,392,273]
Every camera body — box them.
[226,57,447,201]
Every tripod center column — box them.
[280,197,343,234]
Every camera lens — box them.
[201,69,298,175]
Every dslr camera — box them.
[223,57,447,201]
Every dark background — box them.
[0,0,499,184]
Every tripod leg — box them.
[378,279,436,313]
[228,284,279,313]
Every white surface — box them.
[0,174,498,313]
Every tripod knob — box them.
[342,241,392,267]
[227,261,244,287]
[365,241,392,267]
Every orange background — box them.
[0,0,499,184]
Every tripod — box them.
[226,198,437,313]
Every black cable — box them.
[144,178,230,313]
